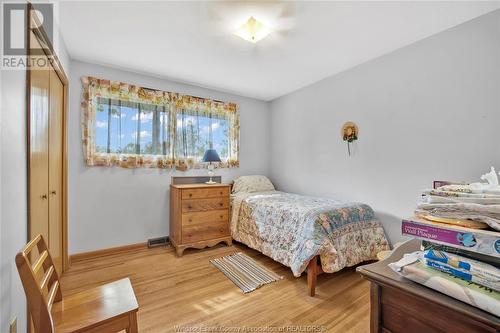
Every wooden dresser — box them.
[357,240,500,333]
[169,183,232,256]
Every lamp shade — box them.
[202,149,221,163]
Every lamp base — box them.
[206,169,217,184]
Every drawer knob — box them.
[188,205,192,209]
[219,203,223,206]
[220,192,223,195]
[189,219,192,222]
[220,215,223,219]
[189,193,192,197]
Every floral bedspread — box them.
[231,191,389,277]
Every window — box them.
[175,109,230,162]
[81,76,239,169]
[95,97,170,156]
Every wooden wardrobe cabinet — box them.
[28,29,66,275]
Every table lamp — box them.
[202,149,221,184]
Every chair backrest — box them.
[16,234,62,333]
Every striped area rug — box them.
[210,252,283,293]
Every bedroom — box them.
[1,1,500,332]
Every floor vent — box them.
[147,236,170,248]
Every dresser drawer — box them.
[182,187,229,200]
[182,221,230,243]
[182,198,229,213]
[170,183,232,256]
[182,210,229,226]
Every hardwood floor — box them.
[62,243,370,332]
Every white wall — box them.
[68,61,271,254]
[269,10,500,245]
[0,58,3,332]
[0,68,29,333]
[0,56,3,331]
[0,1,28,330]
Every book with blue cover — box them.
[389,252,500,317]
[422,249,500,292]
[421,241,500,268]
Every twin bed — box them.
[229,175,390,296]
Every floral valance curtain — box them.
[81,76,239,169]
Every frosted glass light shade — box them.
[234,16,271,43]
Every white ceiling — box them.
[58,1,500,101]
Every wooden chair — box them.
[16,234,139,333]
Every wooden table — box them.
[357,239,500,333]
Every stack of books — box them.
[402,217,500,264]
[391,180,500,316]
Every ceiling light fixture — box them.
[234,16,271,44]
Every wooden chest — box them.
[357,240,500,333]
[169,183,232,256]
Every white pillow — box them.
[232,175,275,193]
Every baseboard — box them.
[70,242,148,263]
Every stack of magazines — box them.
[390,168,500,316]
